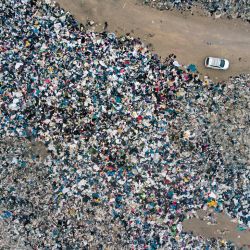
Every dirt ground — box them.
[183,210,250,248]
[55,0,250,82]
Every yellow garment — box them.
[25,41,31,47]
[220,240,225,245]
[204,80,209,86]
[208,200,217,207]
[48,66,53,73]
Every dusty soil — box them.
[183,210,250,248]
[55,0,250,82]
[27,141,48,161]
[0,138,48,161]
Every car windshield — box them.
[220,60,225,67]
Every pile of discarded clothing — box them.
[143,0,250,21]
[0,0,249,249]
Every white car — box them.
[205,57,229,70]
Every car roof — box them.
[209,57,222,67]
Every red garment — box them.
[137,115,143,122]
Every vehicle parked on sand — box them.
[205,57,229,70]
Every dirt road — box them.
[55,0,250,82]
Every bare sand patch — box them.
[183,210,250,248]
